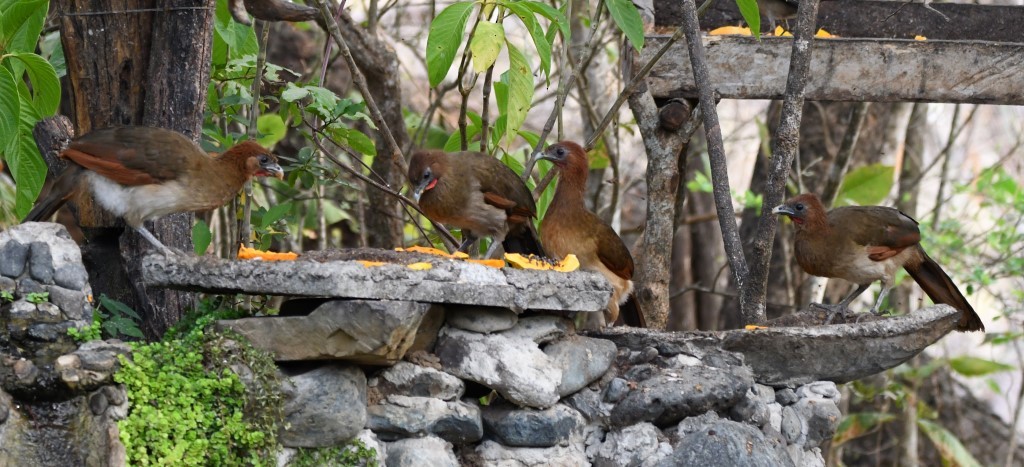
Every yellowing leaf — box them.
[470,21,505,73]
[709,26,752,36]
[407,262,433,271]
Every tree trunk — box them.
[55,0,215,338]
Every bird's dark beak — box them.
[412,178,436,203]
[259,162,285,180]
[772,204,795,216]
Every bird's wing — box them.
[62,127,197,186]
[470,153,538,221]
[595,219,635,280]
[833,206,922,261]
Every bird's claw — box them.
[810,302,849,325]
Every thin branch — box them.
[481,65,495,154]
[932,103,963,226]
[240,21,272,250]
[821,102,871,206]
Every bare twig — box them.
[821,102,871,206]
[737,0,822,324]
[481,65,495,154]
[240,21,272,250]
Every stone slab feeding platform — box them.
[141,250,612,364]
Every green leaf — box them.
[259,202,293,229]
[506,2,552,80]
[0,0,48,54]
[426,1,476,88]
[606,0,644,52]
[281,84,309,102]
[736,0,762,41]
[38,31,65,78]
[917,419,982,467]
[0,65,18,147]
[949,356,1014,377]
[834,163,895,207]
[503,43,533,147]
[521,1,570,39]
[6,52,60,116]
[470,21,505,74]
[255,114,286,148]
[192,220,212,255]
[9,132,48,219]
[832,412,896,446]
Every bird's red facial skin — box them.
[425,178,438,192]
[792,217,804,225]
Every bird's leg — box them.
[812,283,871,324]
[483,240,501,259]
[869,283,893,315]
[456,231,478,254]
[134,226,179,256]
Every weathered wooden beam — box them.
[656,0,1024,43]
[643,35,1024,104]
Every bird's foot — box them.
[810,302,850,325]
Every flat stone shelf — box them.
[590,304,962,387]
[142,253,612,313]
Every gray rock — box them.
[592,422,671,467]
[53,264,89,291]
[27,323,66,342]
[674,411,722,438]
[565,385,610,423]
[58,341,133,390]
[604,378,629,403]
[370,361,464,401]
[767,402,783,433]
[436,326,561,409]
[46,286,90,321]
[474,439,589,467]
[0,277,16,294]
[9,300,39,319]
[611,365,753,427]
[0,241,28,278]
[279,364,366,447]
[544,335,616,397]
[0,390,9,424]
[353,429,386,467]
[217,300,436,364]
[29,242,54,284]
[501,315,574,344]
[660,420,795,467]
[776,388,798,405]
[790,397,842,446]
[17,278,45,295]
[730,386,773,427]
[445,305,518,333]
[786,446,826,467]
[780,406,801,444]
[142,253,612,313]
[386,436,458,467]
[366,395,482,443]
[796,381,841,401]
[36,302,61,318]
[481,403,583,448]
[89,390,109,415]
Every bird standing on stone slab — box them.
[538,141,645,328]
[24,126,284,255]
[773,193,984,332]
[757,0,798,31]
[408,150,545,258]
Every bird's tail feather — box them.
[23,167,80,223]
[502,224,546,257]
[614,293,647,328]
[905,247,984,332]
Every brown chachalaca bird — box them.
[773,193,984,332]
[757,0,798,30]
[539,141,645,328]
[408,150,544,258]
[24,126,284,255]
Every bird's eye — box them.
[556,147,566,157]
[422,168,432,180]
[795,203,805,211]
[259,155,269,164]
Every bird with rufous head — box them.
[408,149,545,258]
[538,141,645,328]
[773,193,983,332]
[24,126,284,255]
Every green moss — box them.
[290,439,379,467]
[114,310,283,466]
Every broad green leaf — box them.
[443,125,481,152]
[192,220,213,255]
[500,152,525,176]
[949,356,1014,377]
[503,43,533,147]
[834,163,895,207]
[38,30,65,78]
[917,419,982,467]
[606,0,644,52]
[521,1,570,38]
[256,114,286,147]
[345,128,377,157]
[0,0,47,54]
[7,52,60,116]
[426,1,476,88]
[736,0,761,41]
[0,65,18,146]
[832,412,896,446]
[281,84,310,102]
[260,202,293,228]
[8,133,47,219]
[506,2,552,80]
[470,21,504,74]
